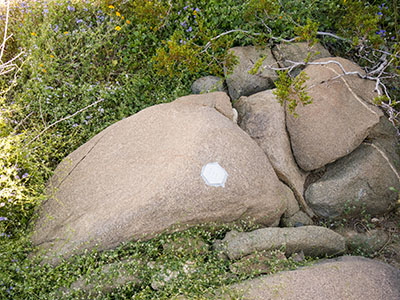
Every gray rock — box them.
[234,89,313,217]
[286,57,383,171]
[31,93,289,262]
[226,256,400,300]
[281,211,314,227]
[272,42,331,76]
[191,76,227,94]
[214,226,345,260]
[225,46,278,100]
[367,115,400,167]
[337,228,389,255]
[305,142,400,218]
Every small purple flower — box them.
[0,217,8,221]
[186,26,192,32]
[180,21,187,27]
[43,8,49,15]
[178,11,181,15]
[376,29,386,36]
[22,173,29,179]
[72,123,78,128]
[67,5,75,12]
[53,24,59,32]
[76,19,83,24]
[183,5,189,10]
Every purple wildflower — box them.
[22,173,29,179]
[67,5,75,12]
[0,217,8,221]
[187,26,192,32]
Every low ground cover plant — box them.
[0,0,399,298]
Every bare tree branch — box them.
[24,98,105,148]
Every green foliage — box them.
[244,0,280,19]
[337,0,383,48]
[248,55,267,75]
[294,18,319,48]
[273,70,312,117]
[0,222,311,299]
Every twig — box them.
[11,111,33,134]
[158,0,172,30]
[201,29,261,53]
[0,1,10,63]
[316,31,348,41]
[24,98,105,148]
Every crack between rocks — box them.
[56,133,107,189]
[270,46,280,68]
[280,100,315,219]
[324,65,380,117]
[366,142,400,183]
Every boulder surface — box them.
[286,57,383,171]
[305,141,400,218]
[234,89,313,217]
[214,226,346,260]
[31,93,289,260]
[191,76,227,94]
[272,42,331,76]
[225,46,278,100]
[227,256,400,300]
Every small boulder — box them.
[272,42,331,76]
[234,89,313,216]
[305,142,400,218]
[226,256,400,300]
[281,211,314,228]
[286,57,383,171]
[224,46,278,100]
[337,228,389,255]
[191,76,227,94]
[214,226,345,260]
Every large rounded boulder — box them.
[286,57,383,171]
[31,92,289,260]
